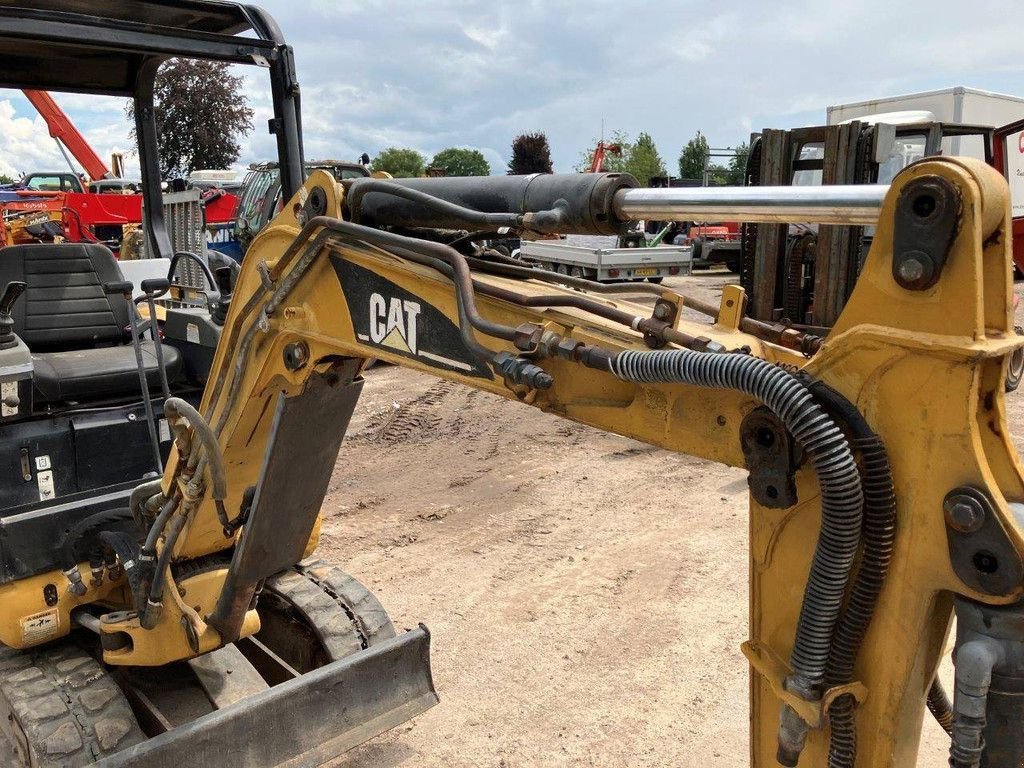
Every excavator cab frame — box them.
[0,0,306,261]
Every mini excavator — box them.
[0,3,1023,767]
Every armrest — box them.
[140,277,170,297]
[103,280,134,296]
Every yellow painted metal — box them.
[102,567,260,667]
[717,284,746,331]
[747,157,1024,766]
[11,158,1024,764]
[0,563,129,649]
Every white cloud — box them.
[0,100,63,178]
[1,0,1022,177]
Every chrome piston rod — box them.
[612,184,888,226]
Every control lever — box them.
[210,266,233,326]
[105,281,163,474]
[139,278,171,399]
[0,281,26,350]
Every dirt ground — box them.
[314,271,1024,768]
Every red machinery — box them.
[21,89,113,181]
[589,141,622,173]
[3,91,239,250]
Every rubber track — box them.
[264,558,397,661]
[0,642,144,767]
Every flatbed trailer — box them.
[520,237,691,283]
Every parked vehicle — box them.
[520,235,691,283]
[229,159,370,259]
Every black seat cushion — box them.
[0,243,184,405]
[32,342,182,404]
[0,243,130,351]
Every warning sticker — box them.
[37,469,54,502]
[186,323,201,345]
[21,609,59,644]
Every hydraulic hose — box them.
[607,349,863,765]
[803,380,897,768]
[465,256,822,354]
[129,477,164,528]
[141,511,189,630]
[59,508,136,571]
[347,178,524,230]
[164,398,227,490]
[929,678,955,736]
[97,529,146,610]
[164,398,237,532]
[141,491,180,559]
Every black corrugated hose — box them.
[805,381,898,768]
[928,678,955,735]
[608,349,864,765]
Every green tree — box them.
[724,141,750,185]
[575,130,630,173]
[678,131,710,182]
[371,147,427,178]
[0,173,14,185]
[623,132,666,186]
[128,59,253,179]
[430,147,491,176]
[508,132,553,175]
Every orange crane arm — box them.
[589,141,622,173]
[22,89,111,181]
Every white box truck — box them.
[827,87,1024,158]
[828,86,1024,129]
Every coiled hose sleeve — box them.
[802,380,898,768]
[609,349,864,763]
[928,678,955,736]
[824,435,897,767]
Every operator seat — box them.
[0,243,182,405]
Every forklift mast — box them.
[741,119,999,328]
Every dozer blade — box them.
[95,626,437,768]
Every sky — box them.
[1,0,1022,180]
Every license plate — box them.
[634,268,658,277]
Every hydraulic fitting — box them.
[63,566,87,596]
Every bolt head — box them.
[653,303,671,320]
[945,496,986,533]
[898,257,925,284]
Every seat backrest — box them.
[0,243,131,351]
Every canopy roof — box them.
[0,1,282,95]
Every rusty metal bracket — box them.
[891,175,960,291]
[944,486,1024,596]
[742,640,868,729]
[740,407,799,508]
